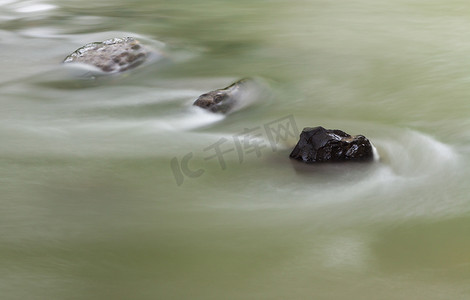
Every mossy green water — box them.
[1,0,470,299]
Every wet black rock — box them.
[63,37,153,73]
[290,126,374,163]
[193,79,254,114]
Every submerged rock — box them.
[63,37,153,73]
[193,79,256,114]
[290,126,374,163]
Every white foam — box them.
[376,128,458,179]
[0,0,16,6]
[18,27,61,38]
[169,107,225,130]
[14,2,56,13]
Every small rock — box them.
[193,79,254,114]
[63,37,152,73]
[290,126,374,163]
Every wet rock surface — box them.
[290,126,374,163]
[63,37,152,73]
[193,79,253,114]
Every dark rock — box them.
[63,37,153,73]
[193,79,254,114]
[290,126,374,163]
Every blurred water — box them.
[1,0,470,299]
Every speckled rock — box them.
[63,37,151,73]
[193,79,253,114]
[290,126,374,163]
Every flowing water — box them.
[2,0,470,299]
